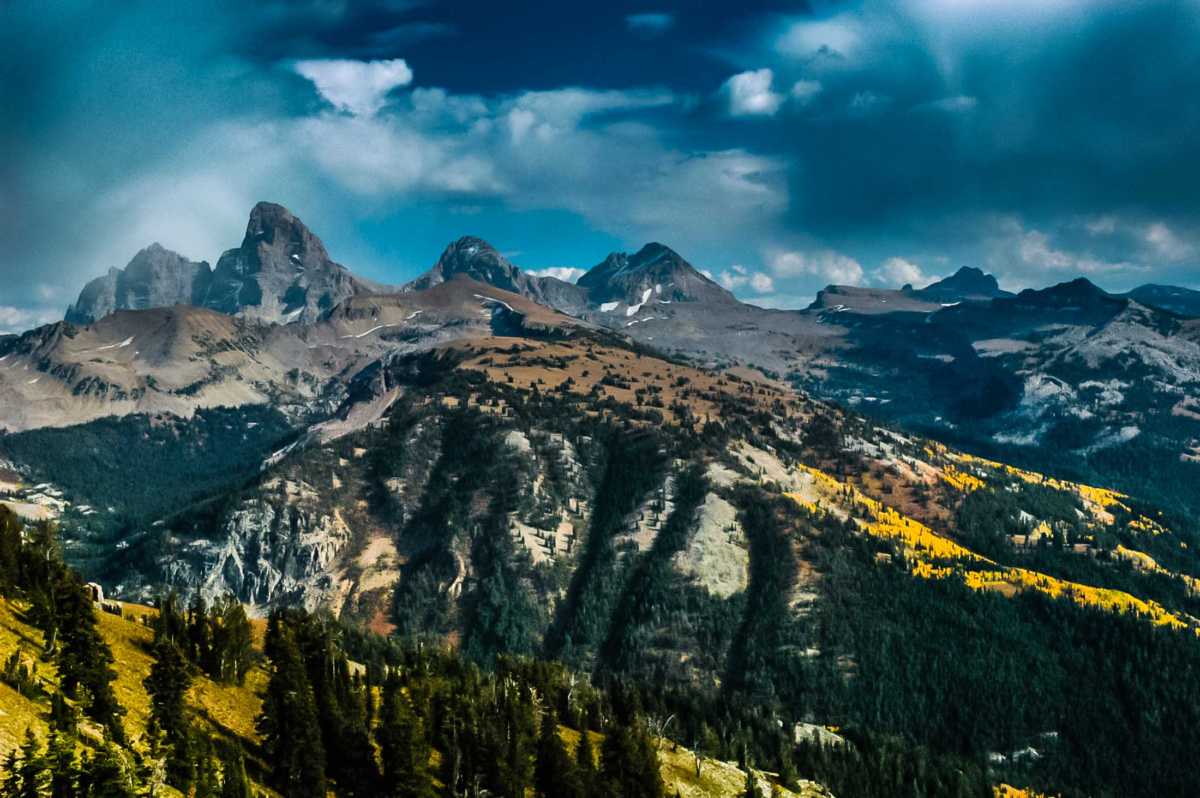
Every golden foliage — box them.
[940,465,985,493]
[783,463,1199,636]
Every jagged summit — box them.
[65,202,373,326]
[407,237,591,314]
[65,244,212,325]
[408,236,525,294]
[1013,277,1115,306]
[578,242,734,306]
[203,201,370,323]
[911,266,1012,302]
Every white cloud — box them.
[293,58,414,116]
[0,305,59,334]
[1018,229,1134,274]
[723,69,783,117]
[1144,222,1194,261]
[1085,215,1117,235]
[790,80,823,104]
[528,266,586,283]
[915,95,977,113]
[873,256,928,287]
[287,86,784,246]
[22,79,786,309]
[979,218,1138,282]
[776,17,862,59]
[717,264,775,293]
[625,12,675,34]
[768,249,864,285]
[501,88,674,142]
[750,272,775,292]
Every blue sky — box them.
[2,0,1199,332]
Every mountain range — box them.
[29,203,1200,515]
[2,202,1199,797]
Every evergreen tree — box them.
[496,687,536,798]
[600,719,664,798]
[47,729,77,798]
[77,742,136,798]
[143,637,194,788]
[0,508,23,594]
[151,592,186,647]
[378,675,434,798]
[51,569,124,739]
[258,620,326,798]
[186,592,211,667]
[209,594,253,684]
[0,729,48,798]
[535,709,579,798]
[575,726,598,798]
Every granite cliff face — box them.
[204,201,372,323]
[578,242,736,307]
[406,236,589,314]
[163,477,353,612]
[66,203,375,326]
[66,244,212,325]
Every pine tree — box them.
[258,620,326,798]
[52,570,124,739]
[575,725,598,798]
[0,729,49,798]
[378,675,434,798]
[600,719,665,798]
[47,729,77,798]
[209,595,253,684]
[152,592,187,647]
[535,709,579,798]
[78,742,137,797]
[186,592,211,667]
[0,508,23,594]
[144,637,194,789]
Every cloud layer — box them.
[3,0,1199,325]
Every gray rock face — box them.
[65,244,212,325]
[407,236,589,314]
[911,266,1012,302]
[577,243,735,306]
[164,479,352,612]
[204,201,370,323]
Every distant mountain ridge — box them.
[910,266,1013,302]
[65,202,378,326]
[66,244,212,325]
[578,242,736,307]
[1122,283,1200,317]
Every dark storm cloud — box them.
[738,1,1200,290]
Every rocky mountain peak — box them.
[243,201,331,263]
[204,202,368,323]
[405,237,592,315]
[65,245,212,326]
[579,242,734,306]
[412,236,521,292]
[1017,277,1112,306]
[913,266,1011,302]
